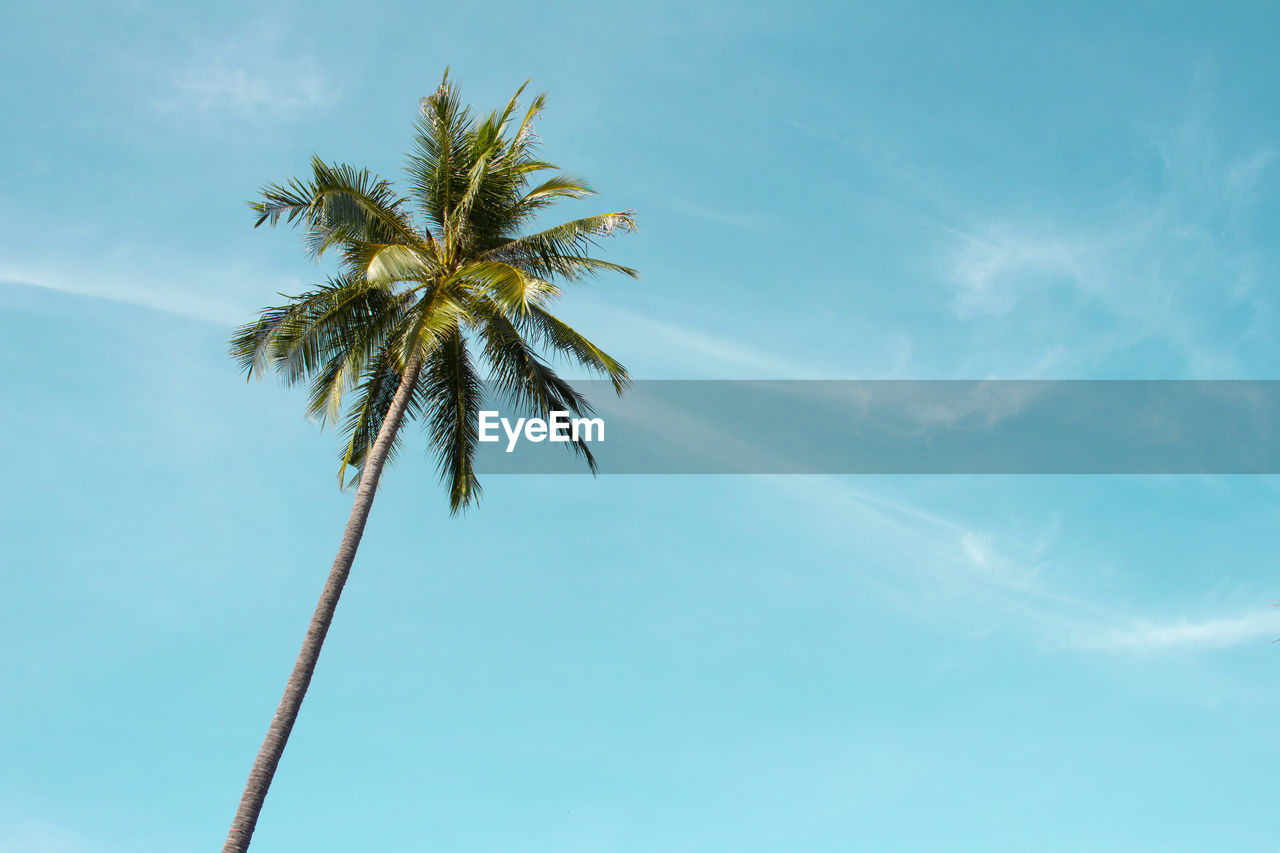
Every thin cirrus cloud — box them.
[560,298,829,379]
[0,820,87,853]
[765,476,1076,621]
[151,35,337,120]
[1080,608,1280,652]
[766,475,1279,655]
[0,256,296,327]
[937,100,1274,378]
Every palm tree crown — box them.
[231,72,637,510]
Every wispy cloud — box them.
[0,812,176,853]
[564,299,826,378]
[0,254,297,326]
[938,73,1274,378]
[763,476,1278,657]
[167,59,330,118]
[0,820,87,853]
[151,27,337,120]
[622,312,818,377]
[659,197,778,234]
[1080,607,1280,652]
[946,226,1091,320]
[765,477,1071,616]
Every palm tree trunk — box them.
[221,351,424,853]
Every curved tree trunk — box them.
[222,352,424,853]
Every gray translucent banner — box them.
[471,380,1280,474]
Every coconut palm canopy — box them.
[231,72,637,511]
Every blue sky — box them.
[3,1,1280,850]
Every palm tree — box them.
[221,72,636,853]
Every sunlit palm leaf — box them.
[418,324,484,511]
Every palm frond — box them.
[337,340,417,488]
[395,292,468,366]
[229,275,406,385]
[252,157,432,263]
[417,324,484,511]
[364,243,441,286]
[305,310,413,426]
[406,76,474,232]
[445,142,498,252]
[519,305,630,394]
[472,303,598,473]
[509,173,596,220]
[484,212,638,280]
[449,261,559,316]
[510,91,546,154]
